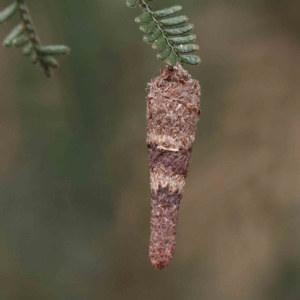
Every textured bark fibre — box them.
[146,64,201,270]
[148,147,192,177]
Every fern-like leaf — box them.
[127,0,201,66]
[0,0,70,77]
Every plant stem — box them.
[16,0,51,77]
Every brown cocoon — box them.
[146,64,201,270]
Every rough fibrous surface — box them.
[149,187,182,270]
[146,64,201,270]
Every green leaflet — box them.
[0,0,70,77]
[37,45,71,56]
[140,21,156,34]
[22,43,33,56]
[143,28,161,43]
[152,36,167,51]
[135,12,152,24]
[159,15,188,27]
[40,56,59,68]
[154,6,182,18]
[157,46,172,60]
[180,55,201,65]
[175,44,199,53]
[164,24,194,36]
[128,0,201,67]
[169,34,196,45]
[13,35,29,47]
[3,24,24,46]
[0,2,17,23]
[126,0,138,8]
[167,52,178,67]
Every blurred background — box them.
[0,0,300,299]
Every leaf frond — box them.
[0,0,70,77]
[127,0,201,66]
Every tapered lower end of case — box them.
[149,187,182,270]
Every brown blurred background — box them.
[0,0,300,299]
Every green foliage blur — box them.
[0,0,300,299]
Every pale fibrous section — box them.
[147,132,196,151]
[150,170,185,194]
